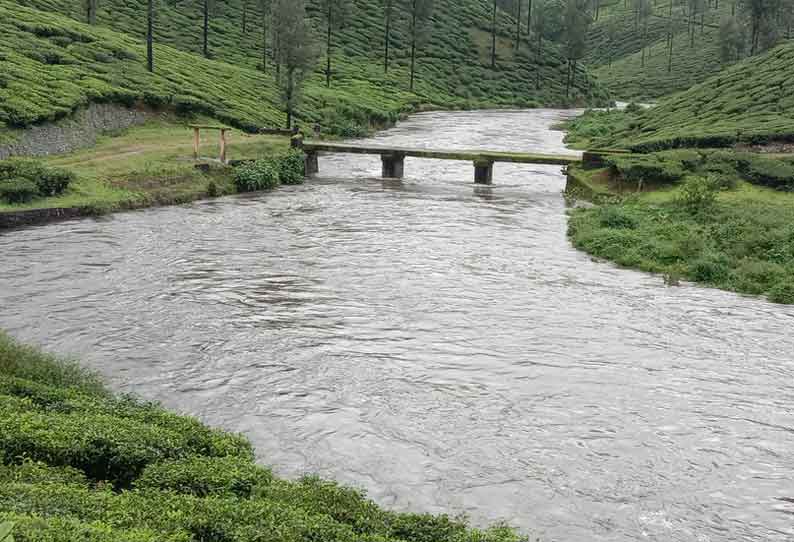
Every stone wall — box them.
[0,104,151,159]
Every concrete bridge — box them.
[298,140,585,184]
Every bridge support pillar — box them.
[381,153,405,179]
[305,151,319,176]
[473,160,493,184]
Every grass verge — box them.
[0,117,291,226]
[0,331,526,542]
[566,163,794,304]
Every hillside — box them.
[586,0,753,100]
[567,41,794,152]
[0,0,608,139]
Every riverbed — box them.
[1,109,793,542]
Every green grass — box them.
[0,118,290,214]
[0,331,527,542]
[566,162,794,303]
[0,0,608,140]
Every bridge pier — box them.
[381,153,405,179]
[473,159,494,184]
[305,151,319,175]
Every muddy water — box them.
[1,110,793,542]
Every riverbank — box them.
[565,162,794,304]
[0,118,291,229]
[0,331,525,541]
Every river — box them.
[1,109,793,542]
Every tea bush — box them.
[0,159,75,203]
[277,150,306,185]
[0,332,526,542]
[233,160,280,192]
[135,455,272,498]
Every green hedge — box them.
[135,456,272,498]
[0,159,74,204]
[234,150,305,192]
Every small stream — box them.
[1,109,793,542]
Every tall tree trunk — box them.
[491,0,497,68]
[384,1,391,73]
[261,6,268,73]
[667,3,673,72]
[516,0,522,49]
[535,31,542,89]
[410,0,417,90]
[286,68,294,129]
[527,0,533,35]
[326,3,332,87]
[243,0,247,33]
[641,23,647,66]
[87,0,97,25]
[203,0,209,57]
[147,0,154,72]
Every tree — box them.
[408,0,434,91]
[491,0,498,67]
[86,0,97,24]
[740,0,782,54]
[273,0,316,129]
[259,0,271,72]
[320,0,350,88]
[531,0,549,89]
[637,0,653,66]
[147,0,154,72]
[383,0,394,73]
[527,0,533,36]
[516,0,522,49]
[719,16,746,61]
[562,0,590,98]
[605,18,619,67]
[203,0,213,58]
[243,0,248,33]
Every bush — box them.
[277,150,305,185]
[677,176,719,214]
[135,456,272,498]
[35,168,75,197]
[689,255,730,284]
[768,280,794,304]
[0,178,39,203]
[608,155,685,185]
[234,160,280,192]
[597,206,636,229]
[733,153,794,190]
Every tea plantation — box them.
[0,0,608,139]
[0,332,527,542]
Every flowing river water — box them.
[1,110,793,542]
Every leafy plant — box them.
[233,160,280,192]
[676,175,719,214]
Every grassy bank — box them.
[566,159,794,304]
[0,117,292,224]
[0,331,526,541]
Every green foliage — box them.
[608,154,686,185]
[568,193,794,303]
[234,159,281,191]
[0,159,74,203]
[0,521,14,542]
[676,175,719,214]
[277,150,307,185]
[0,179,39,203]
[135,456,272,498]
[0,0,607,139]
[0,332,525,542]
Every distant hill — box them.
[571,41,794,151]
[584,0,790,101]
[0,0,608,137]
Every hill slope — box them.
[569,41,794,151]
[585,1,754,100]
[0,0,607,137]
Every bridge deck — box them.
[302,141,580,166]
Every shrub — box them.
[277,150,305,185]
[608,155,685,185]
[733,153,794,190]
[689,255,730,284]
[35,168,75,197]
[135,456,272,498]
[597,206,636,229]
[0,178,39,204]
[677,176,719,214]
[0,461,88,487]
[234,160,280,192]
[206,180,219,198]
[0,159,74,200]
[768,280,794,304]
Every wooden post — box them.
[193,127,200,160]
[474,159,494,184]
[219,129,228,164]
